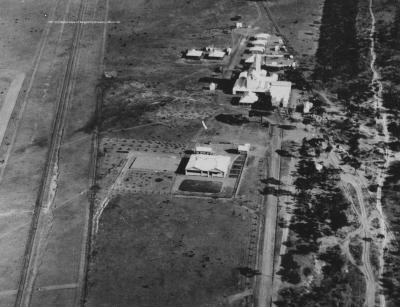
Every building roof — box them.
[249,46,265,54]
[271,81,292,87]
[195,146,213,153]
[187,49,203,57]
[270,81,292,107]
[238,143,251,152]
[186,154,231,173]
[239,92,258,104]
[208,50,225,58]
[254,33,270,40]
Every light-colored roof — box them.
[186,154,231,173]
[271,81,292,87]
[187,49,203,57]
[239,92,258,104]
[249,46,265,53]
[254,33,270,40]
[245,54,255,63]
[208,50,225,58]
[238,143,251,152]
[195,146,213,152]
[270,81,292,107]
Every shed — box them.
[248,46,265,54]
[208,49,226,59]
[238,143,251,153]
[195,146,214,155]
[186,49,203,59]
[239,92,258,106]
[254,33,270,41]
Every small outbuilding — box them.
[239,92,258,106]
[186,49,203,59]
[208,49,226,60]
[185,154,231,178]
[254,33,270,41]
[238,143,251,153]
[195,146,214,155]
[248,46,265,54]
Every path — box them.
[369,0,395,305]
[257,126,282,307]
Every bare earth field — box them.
[87,194,251,307]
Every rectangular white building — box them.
[185,154,231,178]
[270,81,292,108]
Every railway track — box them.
[79,1,109,304]
[15,0,89,305]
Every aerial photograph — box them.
[0,0,400,306]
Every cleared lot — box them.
[86,194,251,307]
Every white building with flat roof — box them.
[208,49,225,59]
[270,81,292,108]
[186,49,203,59]
[185,154,231,178]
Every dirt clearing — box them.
[86,194,251,307]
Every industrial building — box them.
[185,154,231,178]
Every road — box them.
[257,126,282,307]
[341,174,376,307]
[369,0,393,305]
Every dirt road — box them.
[257,126,282,307]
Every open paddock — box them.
[86,194,252,307]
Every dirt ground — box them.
[86,194,251,307]
[0,0,110,306]
[267,0,325,73]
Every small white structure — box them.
[226,47,232,55]
[208,49,225,59]
[254,33,270,41]
[264,57,296,68]
[239,91,258,106]
[185,154,231,177]
[209,82,217,91]
[270,81,292,108]
[195,146,214,155]
[238,143,251,153]
[186,49,203,59]
[303,101,314,114]
[248,46,265,54]
[236,22,243,28]
[315,161,323,172]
